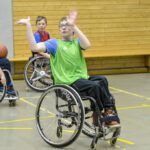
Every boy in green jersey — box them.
[17,10,120,127]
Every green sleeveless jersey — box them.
[50,39,89,85]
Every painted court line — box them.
[0,115,55,125]
[0,127,32,130]
[20,97,37,107]
[0,117,35,124]
[1,103,149,124]
[110,86,150,101]
[20,97,55,116]
[117,138,135,145]
[118,104,150,110]
[23,96,40,99]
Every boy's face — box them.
[59,20,73,38]
[36,19,47,32]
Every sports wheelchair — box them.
[24,55,53,92]
[35,84,121,149]
[0,69,19,106]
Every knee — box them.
[0,58,9,63]
[90,82,100,92]
[99,76,109,87]
[102,76,108,83]
[0,58,11,71]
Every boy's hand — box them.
[67,10,77,26]
[16,16,30,25]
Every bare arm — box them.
[73,25,91,49]
[0,68,6,85]
[16,17,46,52]
[68,11,91,50]
[38,52,50,58]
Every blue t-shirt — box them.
[44,38,82,56]
[34,31,50,43]
[44,39,58,56]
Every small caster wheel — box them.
[9,100,16,106]
[57,126,62,138]
[110,127,121,146]
[90,140,96,150]
[110,138,117,146]
[90,136,98,150]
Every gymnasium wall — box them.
[0,0,13,58]
[13,0,150,76]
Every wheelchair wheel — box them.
[36,85,85,147]
[24,56,53,92]
[0,83,6,103]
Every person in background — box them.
[33,16,50,58]
[0,58,15,95]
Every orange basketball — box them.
[0,44,8,58]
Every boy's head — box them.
[36,16,47,32]
[59,17,74,39]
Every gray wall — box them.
[0,0,13,58]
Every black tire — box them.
[9,100,16,106]
[0,83,6,103]
[35,85,85,147]
[24,56,53,92]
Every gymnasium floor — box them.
[0,73,150,150]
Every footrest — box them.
[101,115,120,124]
[4,94,18,100]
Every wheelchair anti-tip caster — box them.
[110,127,121,146]
[9,100,16,106]
[57,126,62,138]
[90,137,98,150]
[6,91,19,106]
[90,127,99,150]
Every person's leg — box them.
[0,58,15,95]
[71,78,120,126]
[89,76,120,126]
[71,78,106,126]
[71,78,104,111]
[89,75,114,108]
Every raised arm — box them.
[16,17,46,52]
[68,10,91,50]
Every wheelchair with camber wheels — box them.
[35,84,121,149]
[24,55,53,92]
